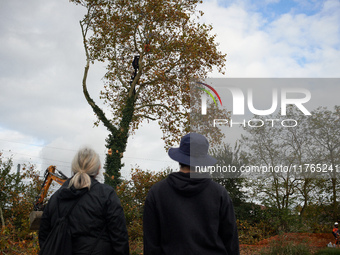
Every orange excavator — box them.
[29,165,68,230]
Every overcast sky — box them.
[0,0,339,180]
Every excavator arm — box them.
[30,165,68,230]
[33,165,68,211]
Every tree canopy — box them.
[72,0,226,144]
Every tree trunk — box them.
[104,95,135,188]
[330,151,337,220]
[80,20,140,189]
[0,206,5,229]
[299,178,310,220]
[332,177,337,220]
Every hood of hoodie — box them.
[167,172,211,197]
[57,178,98,201]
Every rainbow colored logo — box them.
[196,81,223,107]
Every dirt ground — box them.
[240,233,336,255]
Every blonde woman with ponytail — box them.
[39,147,129,255]
[69,147,101,190]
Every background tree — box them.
[282,108,320,220]
[0,153,42,254]
[240,109,307,231]
[210,143,247,208]
[70,0,227,187]
[241,105,340,232]
[241,117,297,211]
[307,106,340,220]
[0,154,23,229]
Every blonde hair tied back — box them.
[69,147,101,190]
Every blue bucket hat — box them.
[168,133,217,167]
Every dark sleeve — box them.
[143,189,162,255]
[218,189,240,255]
[38,199,52,248]
[106,190,130,255]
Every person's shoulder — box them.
[207,180,231,197]
[93,181,115,192]
[89,180,117,197]
[146,178,169,197]
[208,179,228,191]
[151,178,168,190]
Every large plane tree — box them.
[71,0,227,187]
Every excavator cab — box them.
[29,165,68,230]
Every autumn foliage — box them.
[0,153,42,254]
[116,168,168,241]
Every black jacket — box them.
[143,172,240,255]
[39,178,129,255]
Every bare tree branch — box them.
[80,20,117,133]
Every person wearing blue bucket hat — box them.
[168,132,217,167]
[143,133,240,255]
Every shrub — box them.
[237,219,271,244]
[116,168,168,241]
[260,236,311,255]
[1,221,40,254]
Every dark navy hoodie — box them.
[143,172,240,255]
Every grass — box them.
[314,248,340,255]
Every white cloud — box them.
[0,128,43,172]
[200,0,340,77]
